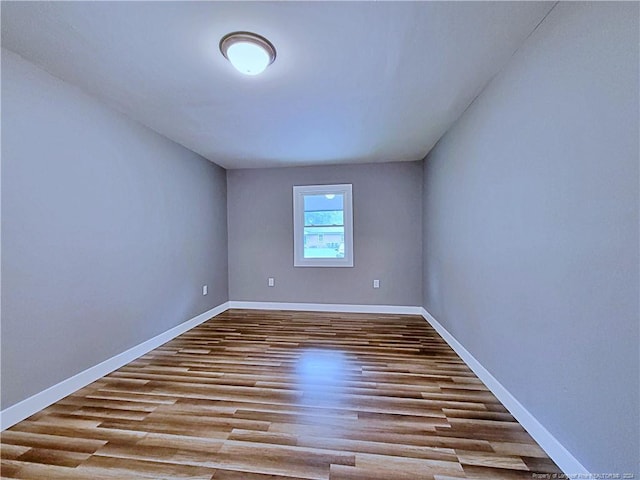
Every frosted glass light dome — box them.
[220,32,276,76]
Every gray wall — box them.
[422,3,638,475]
[1,50,229,409]
[228,162,423,306]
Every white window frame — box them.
[293,184,354,267]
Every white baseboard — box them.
[228,301,422,315]
[420,307,589,476]
[0,301,230,431]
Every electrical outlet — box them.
[202,285,208,295]
[373,279,380,289]
[268,277,275,287]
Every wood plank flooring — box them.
[1,309,562,479]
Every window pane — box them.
[303,193,345,259]
[303,226,345,259]
[304,194,343,212]
[303,194,344,227]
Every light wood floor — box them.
[1,309,562,479]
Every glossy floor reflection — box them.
[297,349,349,399]
[1,309,562,479]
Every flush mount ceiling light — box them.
[219,31,276,76]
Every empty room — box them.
[1,1,638,479]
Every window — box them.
[293,184,353,267]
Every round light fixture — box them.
[219,31,276,76]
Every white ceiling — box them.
[1,1,552,169]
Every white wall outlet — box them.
[373,279,380,289]
[202,285,208,295]
[268,277,275,287]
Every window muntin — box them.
[293,184,353,267]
